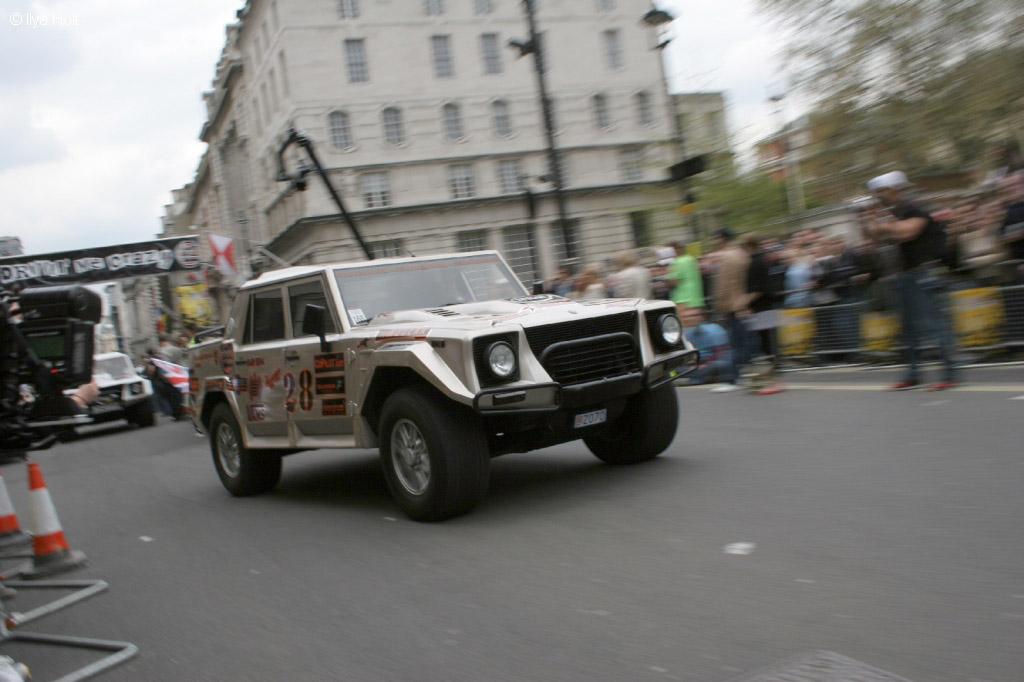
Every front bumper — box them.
[473,348,699,415]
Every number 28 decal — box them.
[284,370,315,413]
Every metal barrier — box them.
[775,284,1024,359]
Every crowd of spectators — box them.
[537,168,1024,391]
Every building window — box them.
[431,35,454,78]
[474,0,493,15]
[338,0,359,18]
[596,0,614,10]
[381,107,406,145]
[278,51,290,97]
[549,153,570,186]
[252,97,263,131]
[261,21,270,50]
[707,111,724,139]
[260,82,271,123]
[503,225,539,285]
[492,100,513,136]
[619,148,644,182]
[448,164,477,199]
[629,211,651,247]
[344,39,369,83]
[636,90,654,126]
[328,111,353,149]
[480,33,503,74]
[441,103,465,140]
[497,159,525,194]
[593,93,612,130]
[369,239,404,258]
[268,68,280,110]
[457,230,488,252]
[361,172,391,208]
[602,29,623,70]
[425,0,444,16]
[550,218,582,268]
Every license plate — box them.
[91,403,121,415]
[573,409,607,429]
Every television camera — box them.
[1,285,101,452]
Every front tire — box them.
[378,387,490,521]
[584,384,679,464]
[209,403,281,496]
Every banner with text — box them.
[0,236,202,287]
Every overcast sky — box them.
[0,0,790,257]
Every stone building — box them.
[164,0,732,300]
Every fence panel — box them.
[773,284,1024,358]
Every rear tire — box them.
[378,387,489,521]
[209,403,281,496]
[584,385,678,464]
[127,399,155,428]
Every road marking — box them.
[724,542,756,555]
[783,384,1024,392]
[922,400,950,406]
[729,650,914,681]
[1011,395,1024,400]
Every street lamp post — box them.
[769,92,807,216]
[640,6,697,242]
[510,0,577,271]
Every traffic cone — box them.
[0,474,30,551]
[21,462,86,579]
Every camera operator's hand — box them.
[69,380,100,410]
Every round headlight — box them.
[658,314,683,346]
[487,341,517,379]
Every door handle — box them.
[284,351,300,362]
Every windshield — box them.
[334,254,527,325]
[93,355,136,381]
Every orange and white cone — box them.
[0,473,30,550]
[22,462,86,579]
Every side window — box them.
[289,280,337,338]
[243,289,286,344]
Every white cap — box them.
[656,247,676,266]
[866,170,910,192]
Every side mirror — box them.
[301,304,329,352]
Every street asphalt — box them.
[2,365,1022,681]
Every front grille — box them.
[525,311,641,386]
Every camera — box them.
[1,285,101,452]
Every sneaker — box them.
[710,383,742,393]
[755,383,785,396]
[887,380,920,391]
[929,380,956,391]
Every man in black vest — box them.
[866,171,956,390]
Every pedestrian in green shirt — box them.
[666,242,704,309]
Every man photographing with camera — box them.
[866,171,957,390]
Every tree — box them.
[759,0,1024,179]
[696,171,791,232]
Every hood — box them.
[365,295,651,333]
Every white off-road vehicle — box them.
[187,251,697,520]
[68,352,155,428]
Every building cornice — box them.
[264,180,670,256]
[200,60,244,143]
